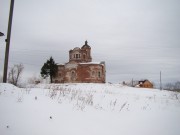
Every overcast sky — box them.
[0,0,180,86]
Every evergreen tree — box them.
[41,57,58,83]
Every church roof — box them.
[73,47,80,51]
[81,40,91,49]
[79,61,105,65]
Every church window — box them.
[71,71,76,80]
[92,71,95,77]
[98,71,101,78]
[75,54,81,59]
[76,54,78,58]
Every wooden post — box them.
[3,0,15,83]
[160,71,162,90]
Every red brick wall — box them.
[53,63,105,83]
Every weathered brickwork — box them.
[53,41,106,83]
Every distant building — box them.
[53,41,106,83]
[136,80,153,88]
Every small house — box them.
[137,80,153,88]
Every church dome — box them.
[73,47,80,51]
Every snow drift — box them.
[0,83,180,135]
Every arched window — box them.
[83,54,86,59]
[92,71,95,77]
[75,54,81,59]
[98,71,101,78]
[76,54,78,58]
[71,71,76,80]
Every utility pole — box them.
[132,78,133,87]
[160,71,162,90]
[3,0,15,83]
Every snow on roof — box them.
[65,63,78,69]
[79,61,105,65]
[57,63,65,66]
[138,79,152,84]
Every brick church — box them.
[53,41,106,83]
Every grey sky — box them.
[0,0,180,86]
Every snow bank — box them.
[0,83,180,135]
[34,83,180,112]
[0,83,20,91]
[0,83,21,96]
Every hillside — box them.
[0,83,180,135]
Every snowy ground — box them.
[0,83,180,135]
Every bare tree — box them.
[165,83,174,91]
[8,64,24,86]
[174,81,180,91]
[27,74,41,84]
[164,81,180,92]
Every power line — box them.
[0,58,42,67]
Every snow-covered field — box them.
[0,83,180,135]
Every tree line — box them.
[1,56,180,92]
[164,81,180,92]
